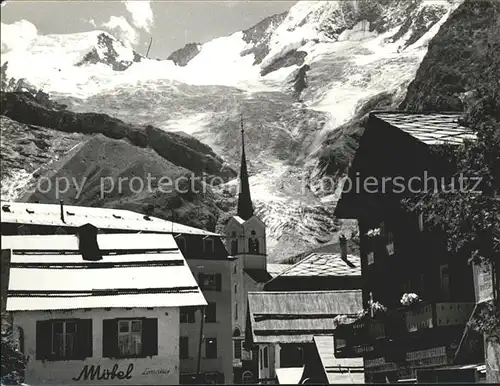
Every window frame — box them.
[233,339,243,360]
[204,338,217,359]
[117,319,143,357]
[180,307,196,324]
[36,318,92,361]
[203,238,214,253]
[198,273,221,291]
[102,317,158,359]
[51,320,78,359]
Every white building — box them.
[2,231,206,385]
[223,118,272,383]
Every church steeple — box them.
[237,114,254,220]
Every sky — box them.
[1,0,297,59]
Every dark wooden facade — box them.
[334,113,484,382]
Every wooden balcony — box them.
[403,302,475,333]
[333,302,474,359]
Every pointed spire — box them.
[237,114,254,220]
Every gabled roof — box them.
[0,201,218,236]
[274,253,361,278]
[371,111,476,145]
[248,291,362,344]
[3,233,207,311]
[313,336,364,384]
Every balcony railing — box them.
[435,302,475,327]
[403,302,475,332]
[334,302,475,358]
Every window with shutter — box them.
[263,346,269,368]
[205,303,216,323]
[180,307,196,323]
[36,319,92,361]
[198,273,220,291]
[205,338,217,359]
[103,318,158,359]
[180,337,189,359]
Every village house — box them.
[2,231,206,385]
[333,111,488,383]
[245,290,364,384]
[0,200,235,384]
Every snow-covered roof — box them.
[0,201,219,236]
[3,233,207,311]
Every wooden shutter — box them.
[102,319,118,358]
[36,320,52,360]
[142,318,158,357]
[215,273,222,292]
[77,319,93,359]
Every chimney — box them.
[339,233,347,260]
[60,200,65,223]
[77,223,102,261]
[339,234,357,268]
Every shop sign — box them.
[73,364,134,381]
[473,260,494,303]
[353,344,374,355]
[406,347,448,368]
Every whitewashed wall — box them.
[13,307,180,385]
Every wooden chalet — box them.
[334,111,487,382]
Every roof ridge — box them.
[249,289,362,295]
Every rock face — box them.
[0,92,236,180]
[400,0,500,112]
[240,11,288,65]
[167,43,202,66]
[77,33,142,71]
[260,49,308,77]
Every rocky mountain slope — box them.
[401,0,500,111]
[1,0,479,261]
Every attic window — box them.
[203,238,214,253]
[66,211,75,216]
[2,205,11,213]
[113,214,122,219]
[26,209,35,214]
[143,215,152,221]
